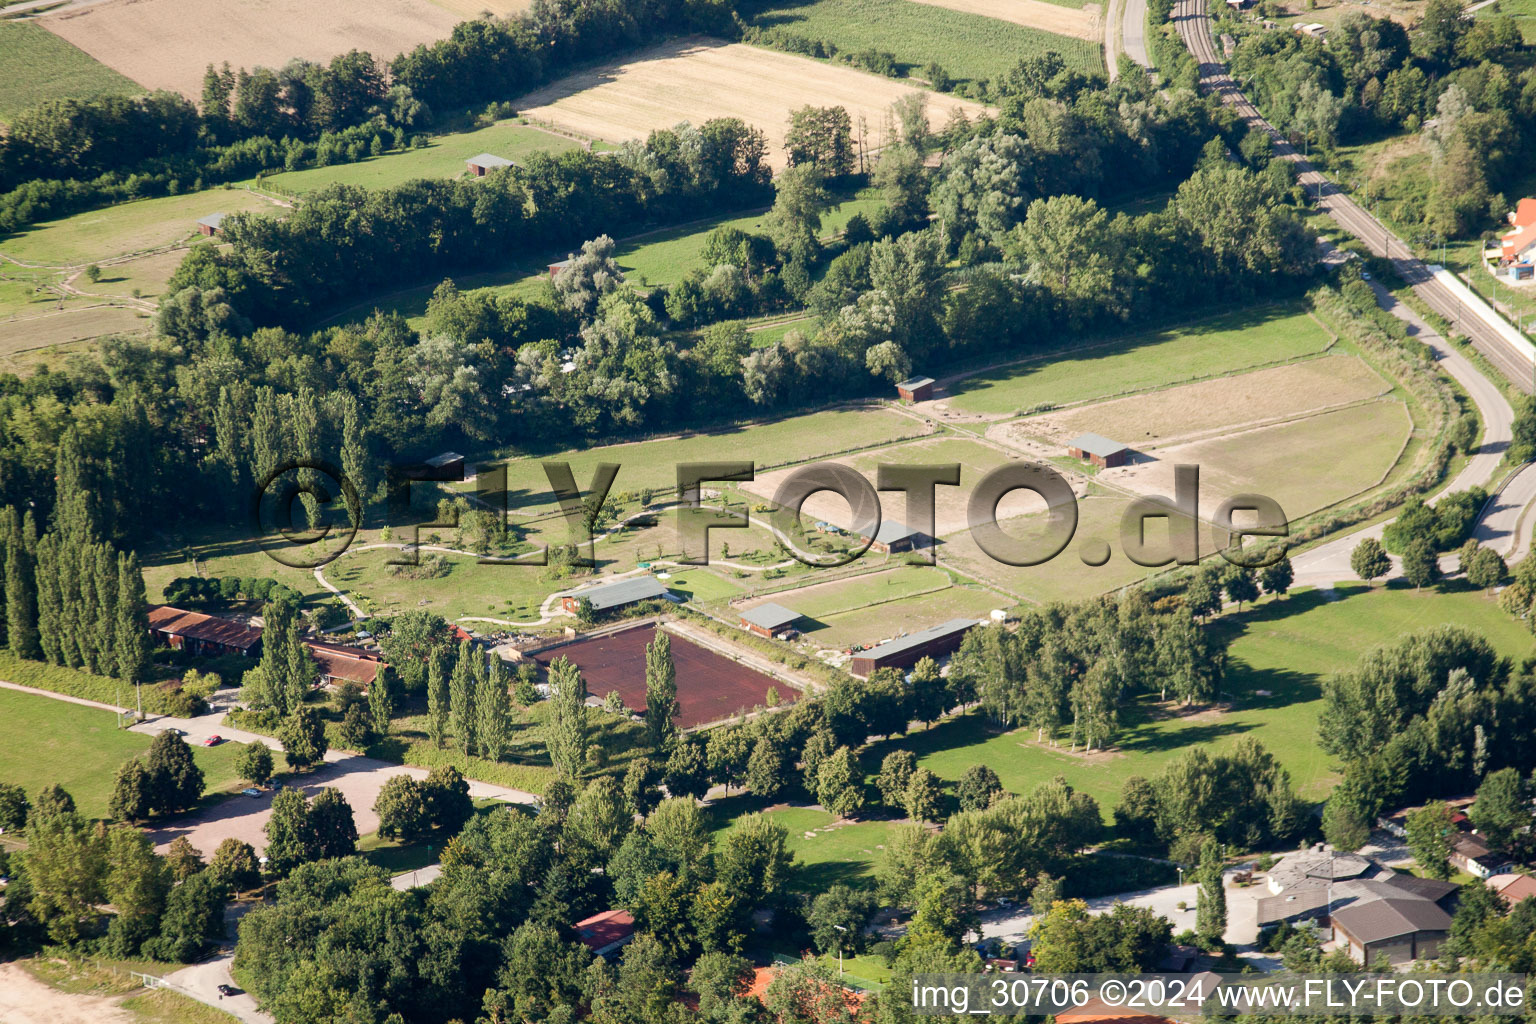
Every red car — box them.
[202,735,222,747]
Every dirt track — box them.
[0,964,135,1024]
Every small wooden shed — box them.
[196,213,227,237]
[467,153,515,176]
[896,375,935,402]
[1067,433,1131,469]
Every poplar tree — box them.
[476,656,510,762]
[34,532,62,664]
[92,544,119,675]
[449,639,476,754]
[1196,837,1227,945]
[644,630,679,752]
[545,656,590,778]
[6,508,38,659]
[426,648,449,748]
[115,553,150,706]
[369,664,396,737]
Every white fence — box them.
[1430,265,1536,368]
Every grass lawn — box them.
[0,189,283,267]
[260,122,587,195]
[709,799,906,891]
[944,304,1334,416]
[758,563,1009,647]
[0,687,243,821]
[0,23,141,124]
[864,582,1534,825]
[743,0,1103,80]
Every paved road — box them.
[1167,2,1536,583]
[1174,0,1533,390]
[1122,0,1152,69]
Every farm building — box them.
[560,576,669,615]
[548,257,575,279]
[860,520,924,554]
[1255,868,1458,963]
[575,909,635,959]
[1497,198,1536,279]
[896,375,935,402]
[1295,21,1327,37]
[423,452,465,479]
[466,153,515,176]
[1488,873,1536,906]
[738,602,802,638]
[1449,833,1514,878]
[147,605,262,657]
[849,617,980,677]
[304,640,387,689]
[1067,432,1131,469]
[196,213,226,237]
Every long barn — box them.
[848,618,980,678]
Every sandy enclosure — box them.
[516,38,989,169]
[905,0,1102,41]
[42,0,485,97]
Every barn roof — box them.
[467,153,514,168]
[898,375,935,390]
[740,602,800,630]
[304,640,385,685]
[1068,432,1129,458]
[196,213,227,230]
[425,451,464,469]
[858,520,920,545]
[569,575,668,611]
[1332,897,1451,944]
[859,618,979,662]
[147,605,262,650]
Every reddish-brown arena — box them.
[531,623,792,729]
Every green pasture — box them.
[743,0,1103,80]
[0,23,140,124]
[260,122,588,195]
[0,687,242,821]
[861,582,1532,828]
[944,304,1334,415]
[0,189,281,267]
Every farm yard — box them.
[938,304,1336,417]
[39,0,464,100]
[514,39,988,170]
[259,122,591,196]
[529,622,795,728]
[742,0,1104,79]
[0,22,140,123]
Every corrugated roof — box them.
[859,618,979,662]
[898,376,935,390]
[425,451,464,468]
[859,520,919,544]
[1068,432,1129,458]
[196,213,226,229]
[570,575,668,611]
[147,605,262,650]
[740,602,800,630]
[467,153,514,168]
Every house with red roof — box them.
[575,909,635,959]
[1498,198,1536,280]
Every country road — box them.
[1172,0,1536,581]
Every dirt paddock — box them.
[532,621,792,728]
[906,0,1102,41]
[0,964,134,1024]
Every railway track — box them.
[1172,0,1535,391]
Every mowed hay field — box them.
[41,0,464,99]
[904,0,1100,38]
[743,0,1103,80]
[0,189,284,267]
[515,39,989,170]
[0,22,140,124]
[942,304,1334,417]
[0,307,151,369]
[261,122,589,196]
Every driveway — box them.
[970,880,1202,947]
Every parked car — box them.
[217,984,240,997]
[161,727,185,736]
[242,788,262,798]
[202,735,222,747]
